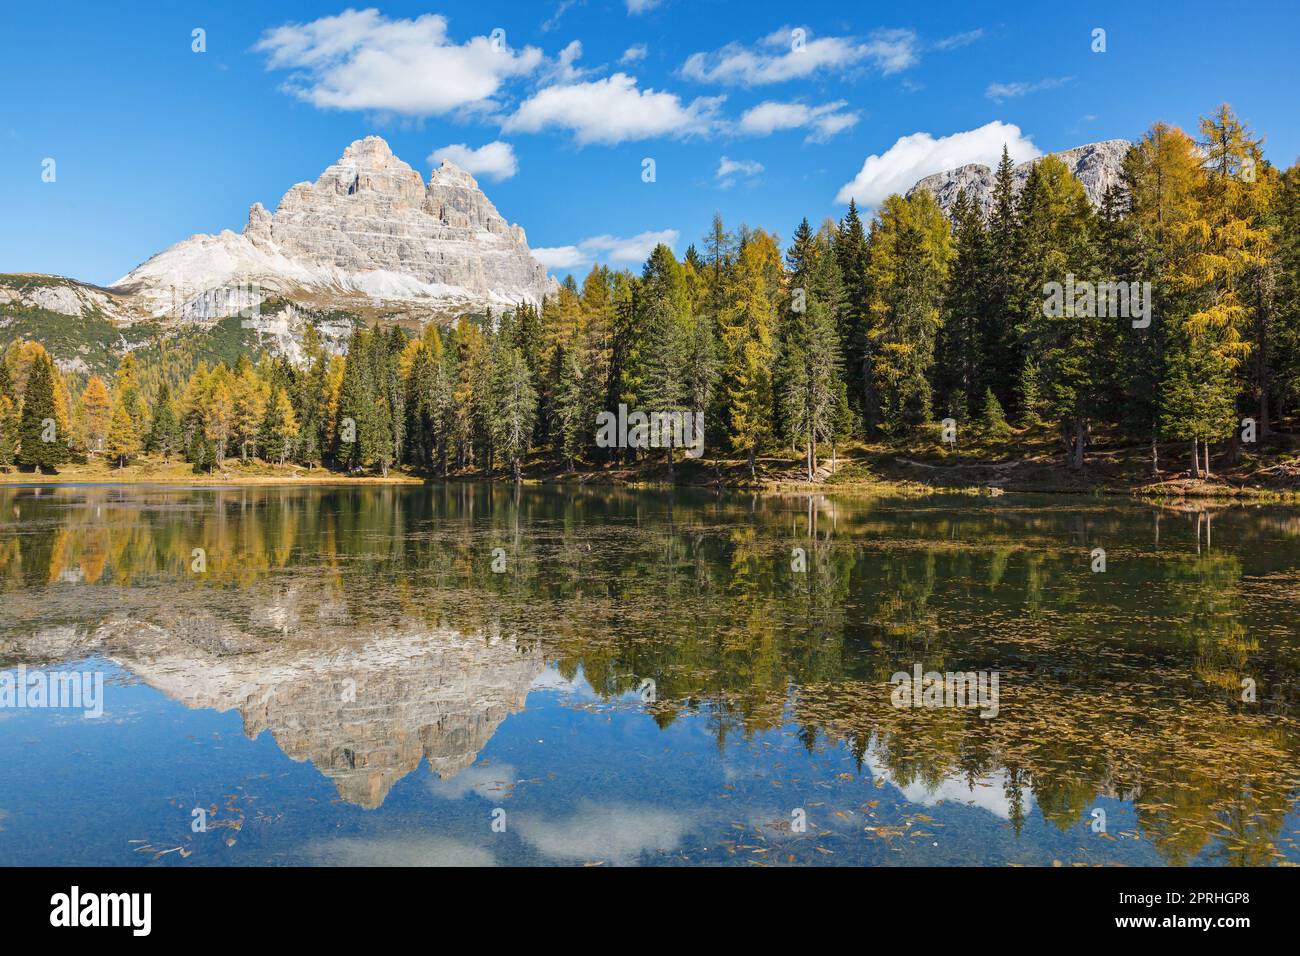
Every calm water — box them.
[0,483,1297,867]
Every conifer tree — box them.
[78,375,112,455]
[0,394,18,470]
[17,354,67,472]
[936,189,988,421]
[105,400,142,467]
[491,346,537,481]
[864,191,953,431]
[719,228,781,476]
[260,386,300,465]
[146,380,183,462]
[1016,155,1100,467]
[782,298,843,481]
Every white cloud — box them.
[504,73,723,145]
[717,157,763,178]
[620,44,648,65]
[626,0,661,14]
[532,245,588,270]
[716,156,763,189]
[427,764,518,801]
[428,141,518,181]
[739,99,859,142]
[681,26,917,86]
[543,39,590,83]
[933,28,986,51]
[985,76,1073,102]
[835,121,1041,207]
[533,229,679,271]
[514,802,696,864]
[541,0,578,33]
[255,9,542,116]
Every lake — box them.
[0,483,1297,866]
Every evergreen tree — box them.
[0,394,18,470]
[491,346,537,480]
[936,189,988,421]
[983,145,1026,415]
[146,380,183,462]
[1016,155,1100,467]
[782,298,843,481]
[17,354,68,471]
[552,345,585,471]
[260,386,300,465]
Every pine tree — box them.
[635,244,692,475]
[0,394,18,470]
[936,189,988,421]
[1016,155,1100,467]
[552,345,585,471]
[782,298,843,481]
[835,200,871,422]
[981,387,1011,438]
[1273,162,1300,417]
[335,327,374,471]
[491,346,537,480]
[984,145,1026,415]
[260,386,300,465]
[146,380,183,462]
[17,354,68,472]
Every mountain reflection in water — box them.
[0,484,1297,866]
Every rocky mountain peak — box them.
[907,138,1132,218]
[113,135,555,321]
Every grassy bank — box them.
[5,423,1300,501]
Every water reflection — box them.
[1,484,1297,865]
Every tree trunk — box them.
[806,438,814,483]
[1069,421,1086,470]
[1191,438,1200,479]
[1203,440,1211,478]
[1150,432,1159,478]
[747,445,756,480]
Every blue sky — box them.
[2,0,1298,287]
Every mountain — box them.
[906,139,1131,217]
[0,137,557,376]
[113,136,555,321]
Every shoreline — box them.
[3,458,1299,503]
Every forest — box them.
[2,104,1298,485]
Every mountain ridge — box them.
[112,135,555,321]
[906,139,1132,217]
